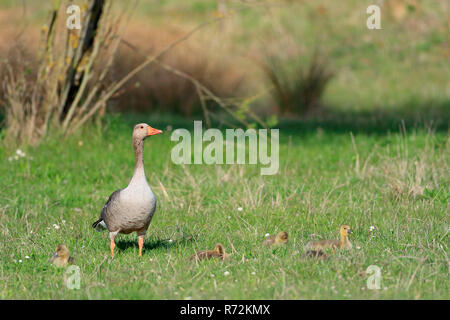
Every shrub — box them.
[260,50,334,116]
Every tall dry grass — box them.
[109,23,245,115]
[351,129,449,200]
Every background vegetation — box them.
[0,0,448,299]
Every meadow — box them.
[0,0,449,300]
[0,114,448,299]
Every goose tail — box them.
[92,219,107,232]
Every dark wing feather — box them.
[92,189,123,229]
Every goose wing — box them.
[92,189,123,230]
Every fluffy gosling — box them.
[305,225,353,252]
[304,249,328,259]
[190,243,229,261]
[263,231,289,246]
[49,244,74,267]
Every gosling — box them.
[304,249,328,259]
[305,225,353,252]
[49,244,74,267]
[263,231,289,246]
[190,243,228,261]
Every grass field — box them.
[0,0,448,301]
[0,114,448,299]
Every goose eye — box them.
[140,126,144,129]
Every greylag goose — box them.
[49,244,74,267]
[262,231,289,246]
[92,123,162,257]
[190,243,229,261]
[305,224,353,254]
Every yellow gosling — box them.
[190,243,229,261]
[49,244,74,267]
[305,225,353,252]
[263,231,289,246]
[304,249,328,259]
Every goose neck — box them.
[131,138,146,183]
[340,235,348,248]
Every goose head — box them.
[213,243,226,255]
[340,225,352,237]
[275,231,288,244]
[133,123,162,142]
[50,244,70,262]
[212,243,229,259]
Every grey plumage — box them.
[92,189,123,231]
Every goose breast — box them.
[104,182,156,234]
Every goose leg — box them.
[109,231,118,257]
[110,240,115,257]
[137,232,145,257]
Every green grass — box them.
[0,114,448,299]
[0,0,448,300]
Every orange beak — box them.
[147,126,163,136]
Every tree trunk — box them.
[59,0,105,120]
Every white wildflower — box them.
[224,271,230,276]
[16,149,26,157]
[237,207,243,212]
[369,226,376,232]
[53,224,60,230]
[265,233,270,237]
